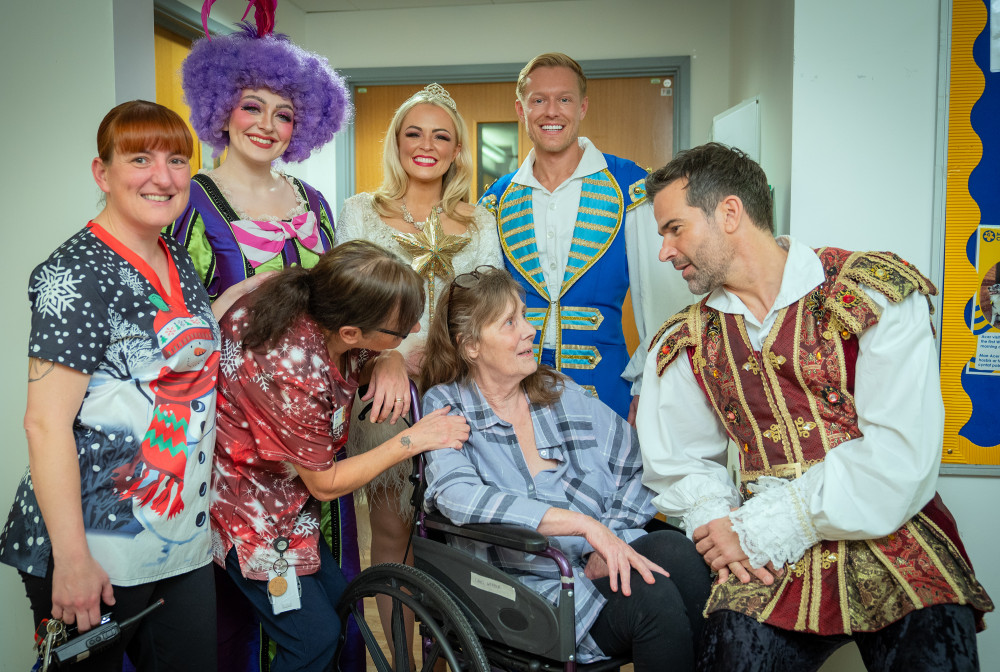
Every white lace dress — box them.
[336,192,504,511]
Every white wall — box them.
[729,0,794,236]
[789,0,941,271]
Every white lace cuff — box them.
[729,475,819,568]
[682,497,733,540]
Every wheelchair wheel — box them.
[337,562,490,672]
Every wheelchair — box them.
[335,382,627,672]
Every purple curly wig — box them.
[182,23,351,163]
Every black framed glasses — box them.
[451,265,500,290]
[375,326,412,339]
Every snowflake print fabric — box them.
[0,222,220,585]
[211,296,371,580]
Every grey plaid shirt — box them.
[423,379,656,662]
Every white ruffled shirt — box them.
[637,236,944,568]
[509,138,695,394]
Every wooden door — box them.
[351,77,675,352]
[154,25,203,175]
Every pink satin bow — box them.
[231,212,324,268]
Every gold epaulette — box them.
[652,303,704,377]
[626,176,649,211]
[480,192,498,219]
[822,250,937,335]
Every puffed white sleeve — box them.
[335,194,366,244]
[471,205,505,268]
[636,341,740,538]
[623,200,697,394]
[729,289,945,569]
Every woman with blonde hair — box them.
[336,83,502,656]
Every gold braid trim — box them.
[626,176,649,212]
[822,250,937,335]
[480,192,498,218]
[652,303,704,376]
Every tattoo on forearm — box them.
[400,435,412,449]
[28,358,55,383]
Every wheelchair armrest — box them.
[422,512,550,553]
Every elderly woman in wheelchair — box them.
[416,266,711,671]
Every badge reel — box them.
[267,536,301,614]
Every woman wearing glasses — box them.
[420,266,710,672]
[335,83,502,652]
[210,241,470,672]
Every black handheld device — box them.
[51,598,164,665]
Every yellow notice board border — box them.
[940,0,1000,465]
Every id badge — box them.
[332,406,346,433]
[267,566,301,615]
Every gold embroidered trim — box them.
[865,533,924,610]
[757,570,793,623]
[503,192,532,209]
[503,221,534,237]
[481,193,498,216]
[569,237,604,250]
[795,417,817,437]
[836,540,850,633]
[758,308,803,464]
[572,219,617,233]
[559,306,604,331]
[726,317,773,470]
[652,304,703,375]
[767,352,787,369]
[762,424,781,442]
[821,250,936,336]
[791,302,835,458]
[558,170,624,298]
[910,521,962,604]
[559,344,602,370]
[809,544,824,632]
[795,553,811,630]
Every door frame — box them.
[335,57,691,212]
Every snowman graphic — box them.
[112,294,219,518]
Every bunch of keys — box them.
[267,536,301,614]
[36,618,68,671]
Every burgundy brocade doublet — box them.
[652,248,993,634]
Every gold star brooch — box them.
[393,209,469,324]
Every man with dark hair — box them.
[480,53,690,421]
[638,142,993,670]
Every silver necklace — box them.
[400,199,443,231]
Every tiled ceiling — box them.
[288,0,572,11]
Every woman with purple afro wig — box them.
[182,23,350,164]
[166,6,363,672]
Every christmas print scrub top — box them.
[212,296,372,581]
[0,222,220,585]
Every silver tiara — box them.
[417,83,457,111]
